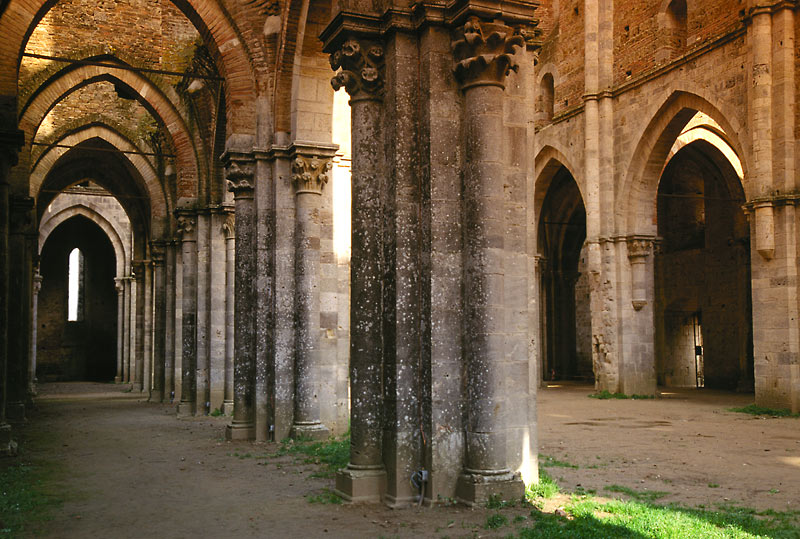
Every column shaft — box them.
[226,179,256,440]
[165,241,177,401]
[124,277,133,383]
[223,217,235,415]
[152,250,167,402]
[114,278,124,383]
[142,262,153,395]
[30,272,42,392]
[291,183,328,439]
[196,214,211,414]
[178,217,198,416]
[133,263,145,392]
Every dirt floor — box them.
[8,381,800,538]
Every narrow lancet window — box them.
[68,247,85,321]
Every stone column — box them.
[451,17,525,504]
[142,261,153,396]
[114,277,124,383]
[195,212,211,415]
[290,151,333,440]
[222,213,235,415]
[224,153,256,440]
[132,260,146,393]
[29,269,43,394]
[177,214,198,416]
[329,36,387,501]
[123,276,134,383]
[151,242,167,403]
[0,125,23,455]
[165,240,177,401]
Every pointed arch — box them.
[39,204,127,278]
[619,90,750,234]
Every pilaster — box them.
[114,277,125,384]
[150,241,167,403]
[221,212,235,415]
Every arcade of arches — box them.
[1,0,799,507]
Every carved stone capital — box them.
[114,277,125,294]
[176,214,197,241]
[292,155,332,195]
[451,17,524,90]
[225,160,255,198]
[33,271,43,294]
[626,236,654,261]
[330,38,385,101]
[222,212,235,239]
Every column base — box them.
[0,424,17,457]
[225,421,255,441]
[455,470,524,507]
[290,422,330,441]
[148,392,164,404]
[176,401,196,417]
[133,383,143,393]
[6,402,26,424]
[114,376,122,383]
[221,400,234,416]
[334,466,387,503]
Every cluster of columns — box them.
[318,0,541,505]
[223,139,341,443]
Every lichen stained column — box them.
[114,277,124,383]
[151,242,167,402]
[224,155,256,441]
[164,240,177,401]
[132,260,146,393]
[290,152,333,440]
[222,212,235,415]
[452,17,526,504]
[329,36,387,502]
[176,214,198,416]
[30,269,43,393]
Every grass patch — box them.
[604,484,670,503]
[271,434,349,478]
[486,493,519,509]
[306,488,343,505]
[540,454,579,469]
[519,496,800,538]
[0,461,62,536]
[728,404,800,418]
[209,408,223,417]
[526,469,560,504]
[589,390,655,400]
[485,513,508,529]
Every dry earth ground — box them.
[5,381,799,538]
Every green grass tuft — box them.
[519,497,800,538]
[0,462,62,536]
[485,513,508,529]
[728,404,800,418]
[589,390,655,400]
[306,488,343,505]
[209,408,223,417]
[540,454,579,469]
[526,469,560,504]
[271,435,350,478]
[604,484,670,503]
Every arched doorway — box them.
[38,214,117,382]
[655,135,753,390]
[538,166,591,382]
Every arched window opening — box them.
[656,0,688,64]
[67,247,85,322]
[537,73,555,126]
